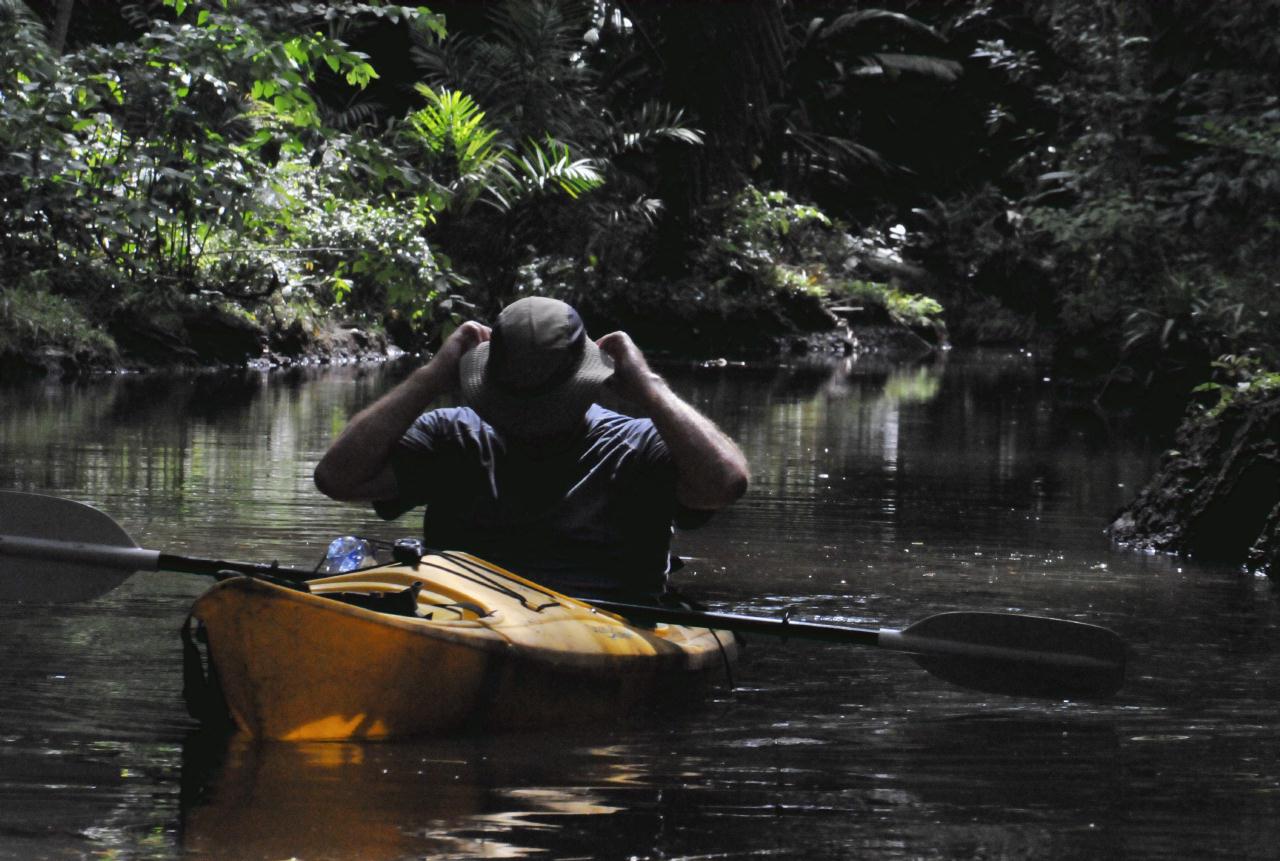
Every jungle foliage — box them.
[3,0,1277,387]
[897,1,1280,395]
[2,0,454,365]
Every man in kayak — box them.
[313,296,750,600]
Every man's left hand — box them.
[597,331,664,406]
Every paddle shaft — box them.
[590,600,1120,672]
[591,599,879,645]
[3,532,1117,667]
[0,534,313,582]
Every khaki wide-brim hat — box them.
[460,297,614,436]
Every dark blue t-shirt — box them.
[374,404,697,598]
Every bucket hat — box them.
[460,297,614,435]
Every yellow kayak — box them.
[186,551,737,741]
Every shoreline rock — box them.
[1109,388,1280,577]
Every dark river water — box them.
[1,351,1277,860]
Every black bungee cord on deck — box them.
[432,550,562,611]
[441,549,738,683]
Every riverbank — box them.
[0,293,405,380]
[1110,374,1280,578]
[1,265,948,381]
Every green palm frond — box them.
[512,137,604,197]
[802,8,961,83]
[409,0,599,144]
[0,0,47,47]
[779,128,892,188]
[487,137,604,211]
[488,0,586,68]
[323,101,383,131]
[407,85,500,177]
[410,31,490,97]
[606,196,664,227]
[817,10,947,44]
[609,102,704,154]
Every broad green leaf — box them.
[284,39,309,65]
[245,129,273,149]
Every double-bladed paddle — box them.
[588,600,1125,699]
[0,490,312,603]
[0,490,1127,699]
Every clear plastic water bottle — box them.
[320,536,373,574]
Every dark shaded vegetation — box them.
[3,0,1276,569]
[902,2,1279,404]
[1111,361,1280,576]
[3,0,1276,385]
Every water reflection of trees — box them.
[670,351,1158,558]
[0,352,1160,566]
[675,357,947,509]
[0,367,403,561]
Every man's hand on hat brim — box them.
[597,331,664,407]
[597,331,750,510]
[434,321,492,390]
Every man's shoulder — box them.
[415,405,485,429]
[584,404,668,460]
[585,404,655,435]
[404,405,494,448]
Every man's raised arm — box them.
[596,332,750,511]
[314,322,491,502]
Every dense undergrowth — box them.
[899,2,1280,401]
[2,0,1276,396]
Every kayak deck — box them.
[188,551,737,741]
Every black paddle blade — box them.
[896,612,1127,700]
[0,491,139,602]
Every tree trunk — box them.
[51,0,74,55]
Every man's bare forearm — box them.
[596,331,749,510]
[314,322,491,502]
[637,373,751,511]
[313,361,452,501]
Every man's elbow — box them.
[723,464,750,505]
[315,457,398,503]
[313,458,344,501]
[679,463,750,510]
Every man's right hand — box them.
[315,320,490,503]
[430,321,492,388]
